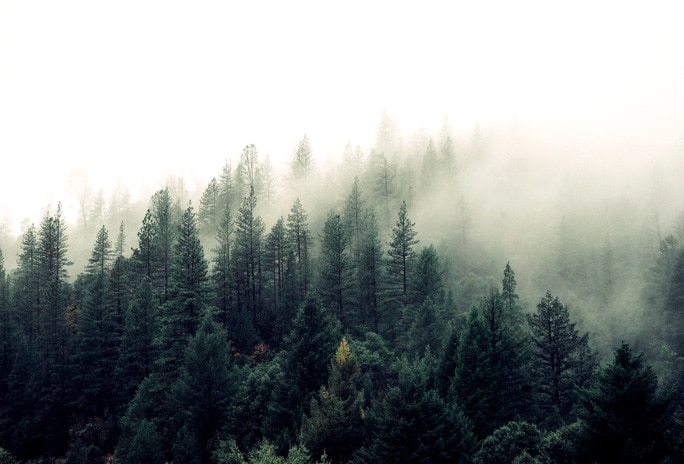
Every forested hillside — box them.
[1,116,684,463]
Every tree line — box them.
[1,128,684,462]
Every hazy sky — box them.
[1,0,683,233]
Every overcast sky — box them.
[1,0,683,233]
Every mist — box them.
[2,1,684,460]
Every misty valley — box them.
[1,116,684,463]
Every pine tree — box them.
[212,204,233,331]
[264,217,288,341]
[115,276,160,408]
[319,211,352,331]
[452,289,532,438]
[527,291,597,424]
[578,342,669,463]
[236,144,262,200]
[72,272,117,416]
[357,208,384,334]
[157,205,209,375]
[14,225,41,347]
[409,244,443,306]
[360,353,475,463]
[386,201,418,308]
[292,134,314,183]
[343,177,365,261]
[150,188,177,304]
[269,295,341,445]
[132,209,156,281]
[170,316,236,464]
[301,337,365,464]
[85,225,113,277]
[234,187,265,332]
[198,177,220,234]
[37,203,72,383]
[286,198,312,302]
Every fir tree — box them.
[386,200,419,308]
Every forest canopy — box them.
[1,114,684,463]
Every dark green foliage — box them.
[409,244,443,306]
[527,291,597,425]
[473,422,544,464]
[85,225,113,277]
[577,342,669,463]
[199,177,221,233]
[267,295,341,446]
[115,419,165,464]
[319,211,352,330]
[233,186,265,334]
[156,204,209,377]
[115,276,160,407]
[72,272,118,416]
[212,202,234,329]
[386,201,418,308]
[301,338,365,463]
[7,134,684,464]
[452,286,532,438]
[287,198,312,304]
[356,208,384,334]
[170,316,235,463]
[358,353,475,463]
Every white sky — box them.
[1,0,683,233]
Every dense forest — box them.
[1,114,684,463]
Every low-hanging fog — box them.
[1,0,684,364]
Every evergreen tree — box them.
[386,200,419,308]
[292,134,315,183]
[115,277,160,408]
[156,205,209,376]
[212,203,233,330]
[115,419,165,464]
[198,177,220,234]
[35,203,72,456]
[286,198,312,302]
[319,211,352,331]
[452,289,532,439]
[150,188,177,304]
[72,272,118,416]
[357,208,384,334]
[372,153,397,230]
[14,225,40,347]
[237,144,262,200]
[234,187,265,333]
[269,295,341,444]
[264,217,289,341]
[216,160,237,218]
[261,154,277,204]
[301,337,365,464]
[577,342,670,463]
[527,291,597,424]
[359,353,475,463]
[170,316,236,464]
[409,244,443,306]
[85,225,113,277]
[343,177,365,261]
[131,209,156,280]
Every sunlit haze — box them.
[1,0,683,233]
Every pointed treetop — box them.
[335,337,353,368]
